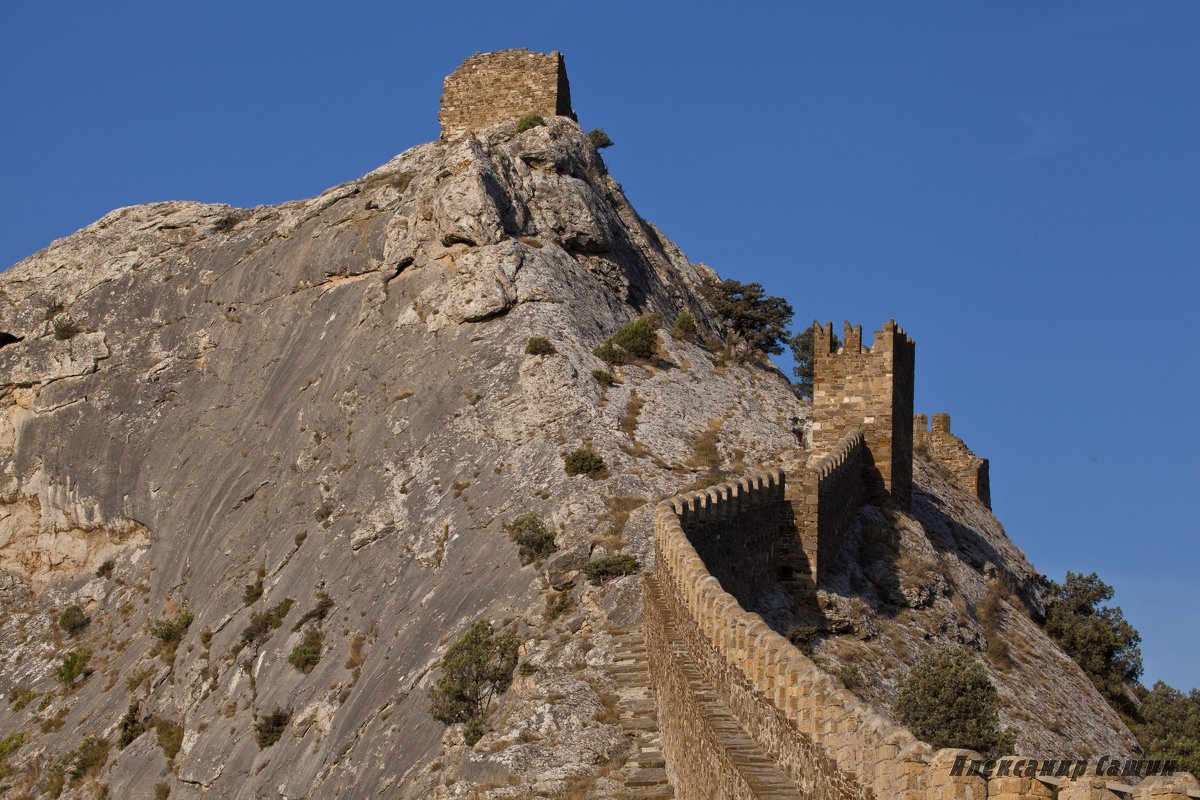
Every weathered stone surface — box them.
[542,547,588,590]
[0,115,801,798]
[0,331,109,387]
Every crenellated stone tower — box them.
[439,48,576,138]
[811,320,915,510]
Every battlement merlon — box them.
[813,319,913,356]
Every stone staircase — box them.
[644,576,805,799]
[606,628,675,799]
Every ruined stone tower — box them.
[439,48,575,138]
[915,412,991,508]
[811,320,915,509]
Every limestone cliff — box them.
[0,116,1135,799]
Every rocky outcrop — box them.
[0,118,806,799]
[0,114,1143,799]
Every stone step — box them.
[620,718,661,732]
[626,767,670,786]
[644,577,804,799]
[604,625,676,799]
[617,787,675,800]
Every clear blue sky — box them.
[3,2,1196,690]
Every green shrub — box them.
[518,662,538,676]
[463,716,486,745]
[52,315,79,340]
[56,650,91,686]
[587,128,614,149]
[58,605,87,636]
[671,310,698,341]
[594,315,661,365]
[516,113,545,133]
[288,628,323,673]
[544,592,573,622]
[582,554,641,584]
[96,559,115,579]
[291,591,334,632]
[592,341,629,366]
[9,686,37,711]
[428,620,520,744]
[67,735,109,784]
[524,336,556,356]
[564,449,606,477]
[243,565,265,605]
[156,718,184,760]
[255,708,290,748]
[505,513,557,565]
[42,764,66,798]
[118,703,148,749]
[833,663,861,690]
[786,625,820,652]
[240,598,294,649]
[591,369,615,387]
[150,611,193,645]
[611,315,660,359]
[0,732,24,762]
[896,646,1015,758]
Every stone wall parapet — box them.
[810,429,867,481]
[646,468,1199,799]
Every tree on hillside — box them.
[1138,681,1200,776]
[896,646,1015,758]
[1041,572,1143,714]
[700,278,793,359]
[788,324,840,399]
[428,620,520,744]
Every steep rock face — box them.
[0,119,807,798]
[0,118,1135,799]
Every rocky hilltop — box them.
[0,65,1139,799]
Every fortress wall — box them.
[650,470,921,799]
[649,467,1127,799]
[791,429,867,585]
[679,475,790,609]
[645,576,766,800]
[914,413,991,508]
[439,49,574,137]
